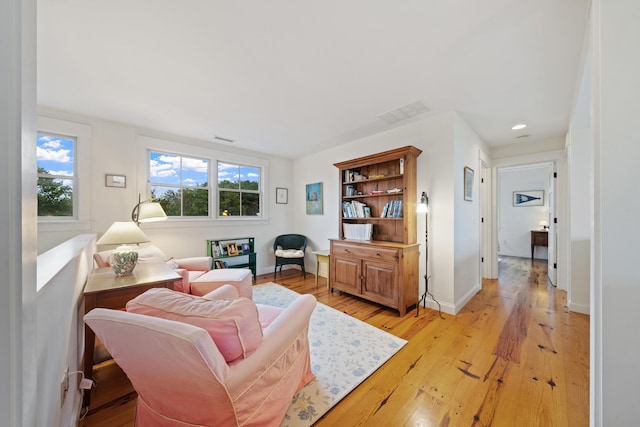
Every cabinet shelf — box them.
[342,191,404,200]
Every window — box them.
[37,132,76,217]
[149,151,210,217]
[218,162,261,217]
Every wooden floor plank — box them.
[79,257,589,426]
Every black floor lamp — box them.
[415,191,443,317]
[415,191,429,316]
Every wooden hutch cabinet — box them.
[330,146,421,316]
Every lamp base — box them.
[110,245,139,276]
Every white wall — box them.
[36,235,95,427]
[452,115,485,307]
[36,109,295,277]
[591,1,640,424]
[293,111,488,314]
[567,126,591,314]
[497,164,551,259]
[1,0,38,425]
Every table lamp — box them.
[539,219,549,230]
[96,221,150,275]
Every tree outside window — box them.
[37,133,75,217]
[218,162,261,217]
[149,151,209,217]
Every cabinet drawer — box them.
[332,243,399,264]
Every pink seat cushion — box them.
[191,268,253,299]
[255,304,284,330]
[126,288,262,362]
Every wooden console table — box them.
[82,262,181,407]
[531,230,548,259]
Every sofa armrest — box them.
[201,284,240,300]
[173,256,213,271]
[172,268,189,293]
[227,294,316,391]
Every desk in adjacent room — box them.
[82,262,181,407]
[531,230,548,259]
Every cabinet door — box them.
[332,255,361,294]
[362,260,398,308]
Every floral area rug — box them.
[252,283,407,427]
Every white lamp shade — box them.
[416,191,429,213]
[138,202,167,223]
[539,220,549,227]
[96,222,150,245]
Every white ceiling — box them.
[37,0,589,159]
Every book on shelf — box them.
[342,200,370,218]
[380,200,403,218]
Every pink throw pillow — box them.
[126,288,262,362]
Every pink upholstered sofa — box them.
[85,284,316,426]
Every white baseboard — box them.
[453,283,482,314]
[568,301,590,315]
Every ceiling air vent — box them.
[214,135,235,143]
[378,101,429,124]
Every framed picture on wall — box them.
[464,167,474,201]
[513,190,544,206]
[276,187,288,204]
[306,182,323,215]
[105,174,126,188]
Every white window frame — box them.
[216,160,263,219]
[136,135,269,227]
[37,116,91,232]
[148,150,211,219]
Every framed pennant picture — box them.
[513,190,544,206]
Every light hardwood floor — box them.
[79,256,589,426]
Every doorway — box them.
[494,162,556,281]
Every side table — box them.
[530,230,548,259]
[312,250,330,289]
[82,262,181,407]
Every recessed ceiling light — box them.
[512,123,527,130]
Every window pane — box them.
[218,163,240,189]
[37,178,73,216]
[183,188,209,216]
[240,166,260,190]
[151,186,181,216]
[37,133,75,217]
[219,191,240,216]
[150,152,181,185]
[242,193,260,216]
[149,151,210,218]
[182,157,209,187]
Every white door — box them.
[547,168,556,285]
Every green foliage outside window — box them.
[37,167,73,216]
